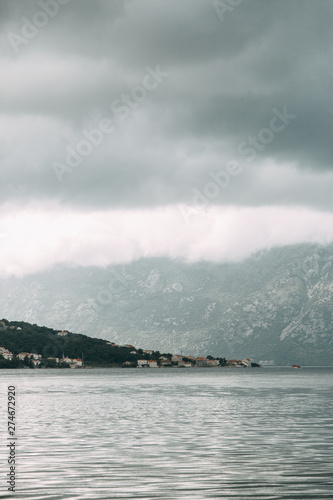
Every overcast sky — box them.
[1,0,333,277]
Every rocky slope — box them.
[1,244,333,365]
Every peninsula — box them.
[0,319,260,369]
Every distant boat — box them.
[292,365,301,369]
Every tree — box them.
[43,358,58,368]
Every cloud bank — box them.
[1,203,333,277]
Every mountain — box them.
[1,243,333,365]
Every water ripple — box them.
[0,367,332,499]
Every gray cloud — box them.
[0,1,332,215]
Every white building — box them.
[159,356,172,366]
[143,349,154,355]
[137,359,148,367]
[195,357,208,367]
[147,360,158,368]
[59,357,82,368]
[60,357,72,364]
[57,331,68,336]
[72,358,83,367]
[207,359,219,367]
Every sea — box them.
[0,367,332,500]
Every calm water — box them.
[0,367,332,499]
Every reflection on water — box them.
[1,367,333,499]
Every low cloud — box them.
[1,203,333,277]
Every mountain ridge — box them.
[1,243,333,365]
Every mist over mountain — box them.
[1,243,333,366]
[1,2,333,370]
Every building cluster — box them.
[0,322,21,331]
[58,357,83,368]
[195,356,220,367]
[225,358,252,368]
[17,352,42,366]
[123,353,252,368]
[0,346,82,368]
[16,352,82,368]
[0,347,13,360]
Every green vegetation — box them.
[0,357,20,369]
[0,318,142,367]
[0,318,180,368]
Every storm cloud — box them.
[1,0,332,275]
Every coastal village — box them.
[115,344,255,368]
[0,324,84,368]
[0,345,83,368]
[0,320,259,368]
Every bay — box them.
[1,367,332,499]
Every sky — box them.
[1,0,333,277]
